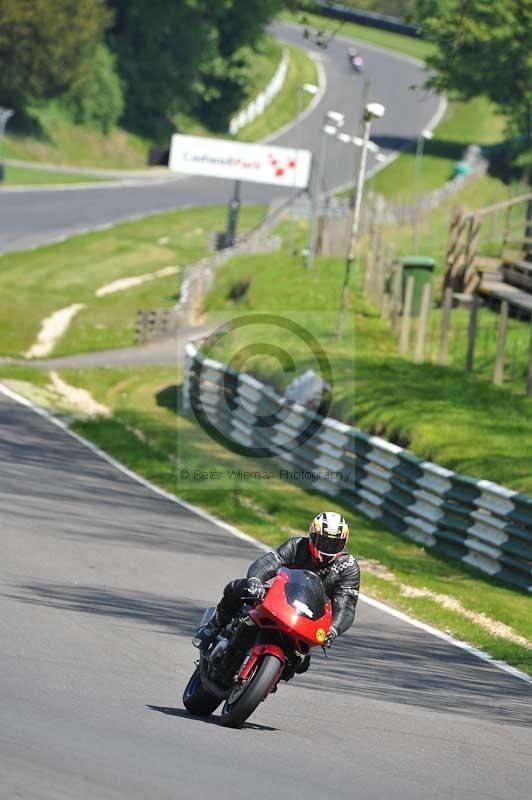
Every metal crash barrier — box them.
[184,341,532,593]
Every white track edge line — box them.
[1,380,530,687]
[360,594,532,686]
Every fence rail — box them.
[184,340,532,593]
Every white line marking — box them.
[1,380,531,686]
[1,177,183,194]
[361,595,532,686]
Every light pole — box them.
[412,128,434,252]
[289,82,319,256]
[305,110,344,270]
[337,130,382,199]
[0,107,14,183]
[336,101,385,338]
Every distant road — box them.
[0,22,443,254]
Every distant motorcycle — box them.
[348,47,364,73]
[183,569,332,728]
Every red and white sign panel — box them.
[169,134,312,189]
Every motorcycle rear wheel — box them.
[220,654,282,728]
[182,666,221,716]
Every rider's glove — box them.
[245,577,265,600]
[325,627,338,648]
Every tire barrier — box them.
[184,339,532,593]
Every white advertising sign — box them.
[169,134,312,189]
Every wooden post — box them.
[493,300,509,385]
[414,283,432,363]
[462,213,481,292]
[438,286,453,366]
[444,207,464,289]
[399,275,415,356]
[375,241,387,310]
[527,318,532,397]
[391,262,403,336]
[465,293,479,372]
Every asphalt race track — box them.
[1,389,531,800]
[0,22,443,253]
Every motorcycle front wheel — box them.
[182,666,221,717]
[220,654,282,728]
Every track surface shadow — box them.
[8,580,532,729]
[147,705,278,732]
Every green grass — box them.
[0,205,265,358]
[280,8,434,61]
[241,35,284,108]
[236,43,319,142]
[4,103,149,169]
[203,217,355,424]
[2,362,529,675]
[370,97,507,202]
[3,165,104,185]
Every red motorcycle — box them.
[183,569,332,728]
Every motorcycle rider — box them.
[196,511,360,652]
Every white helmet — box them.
[309,511,350,564]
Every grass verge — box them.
[0,204,265,358]
[370,97,507,201]
[4,103,149,169]
[3,165,105,185]
[1,362,530,676]
[236,43,319,142]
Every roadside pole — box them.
[224,180,241,248]
[336,102,385,338]
[0,107,14,183]
[289,83,318,256]
[305,110,344,270]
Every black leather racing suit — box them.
[216,537,360,637]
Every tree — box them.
[68,43,124,134]
[413,0,532,167]
[0,0,111,112]
[107,0,284,139]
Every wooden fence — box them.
[364,191,532,397]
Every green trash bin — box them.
[401,256,436,317]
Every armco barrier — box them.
[229,50,289,136]
[184,340,532,593]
